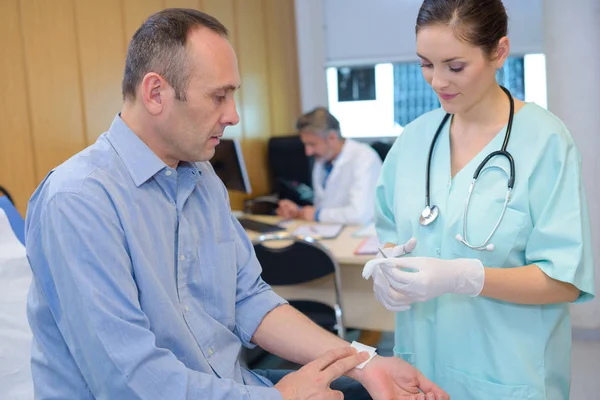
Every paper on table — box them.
[354,236,381,255]
[292,224,344,239]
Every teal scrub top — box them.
[375,103,595,400]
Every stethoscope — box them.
[419,86,516,252]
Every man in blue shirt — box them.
[25,8,447,400]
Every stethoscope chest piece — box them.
[419,205,439,226]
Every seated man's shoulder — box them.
[32,135,122,208]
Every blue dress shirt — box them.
[25,115,287,399]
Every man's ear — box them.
[140,72,168,115]
[327,130,338,142]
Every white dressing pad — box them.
[350,341,377,369]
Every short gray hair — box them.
[296,107,342,138]
[122,8,228,102]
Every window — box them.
[327,54,546,138]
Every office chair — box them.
[243,136,314,215]
[252,233,346,339]
[370,140,393,161]
[243,195,279,215]
[267,136,314,206]
[0,186,25,245]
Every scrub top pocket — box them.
[441,365,532,400]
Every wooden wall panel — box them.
[74,0,126,144]
[0,0,300,213]
[20,0,87,181]
[234,0,272,201]
[163,0,202,9]
[264,0,301,136]
[0,0,36,214]
[123,0,163,44]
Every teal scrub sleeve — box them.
[525,131,595,302]
[374,138,401,245]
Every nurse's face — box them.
[416,24,505,115]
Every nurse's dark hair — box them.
[122,8,228,102]
[296,107,342,139]
[416,0,508,58]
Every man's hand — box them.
[277,199,300,219]
[274,347,369,400]
[349,355,449,400]
[299,206,316,221]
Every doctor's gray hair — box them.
[416,0,508,59]
[122,8,228,102]
[296,107,342,139]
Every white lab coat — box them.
[313,139,382,225]
[0,209,33,399]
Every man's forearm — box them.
[251,304,348,365]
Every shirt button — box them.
[208,348,214,356]
[436,248,441,255]
[165,170,172,176]
[179,254,185,261]
[184,305,190,312]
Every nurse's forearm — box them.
[480,264,580,304]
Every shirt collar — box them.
[106,115,168,187]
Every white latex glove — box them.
[362,238,417,312]
[362,237,417,279]
[378,256,485,303]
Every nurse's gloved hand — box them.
[362,237,417,279]
[362,238,417,312]
[379,257,485,303]
[372,268,414,312]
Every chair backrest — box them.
[253,234,338,286]
[0,187,25,245]
[267,136,314,205]
[370,140,392,161]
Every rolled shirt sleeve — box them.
[230,215,288,347]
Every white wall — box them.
[295,0,328,112]
[544,0,600,330]
[324,0,543,66]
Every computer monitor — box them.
[209,138,252,194]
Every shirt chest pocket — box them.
[195,241,237,326]
[450,192,526,268]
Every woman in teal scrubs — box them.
[364,0,595,399]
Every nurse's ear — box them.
[491,36,510,69]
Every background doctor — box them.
[277,107,382,225]
[364,0,595,399]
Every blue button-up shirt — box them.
[25,115,286,399]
